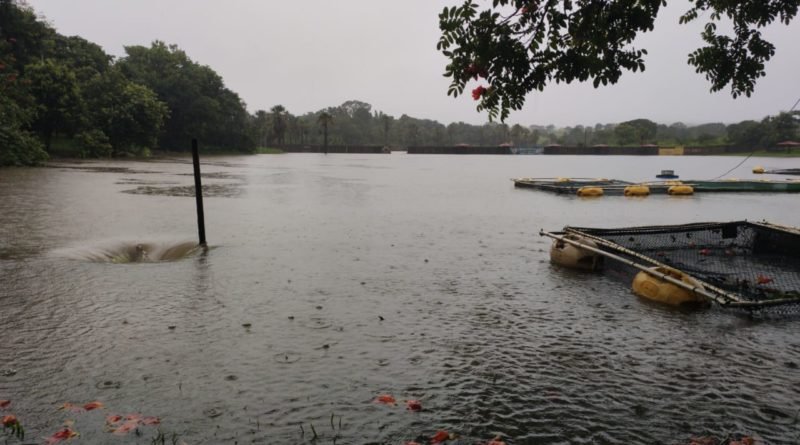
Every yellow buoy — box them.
[752,165,765,174]
[576,186,603,197]
[624,185,650,196]
[550,235,602,271]
[667,185,694,195]
[556,177,571,182]
[632,267,708,307]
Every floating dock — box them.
[513,177,800,195]
[764,168,800,176]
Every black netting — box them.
[560,222,800,316]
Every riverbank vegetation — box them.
[2,0,798,167]
[247,105,799,152]
[1,0,250,166]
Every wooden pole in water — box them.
[191,139,207,246]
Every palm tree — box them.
[318,111,332,154]
[254,110,269,147]
[270,105,286,145]
[380,113,392,146]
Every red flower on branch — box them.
[472,86,487,100]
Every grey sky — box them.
[28,0,800,127]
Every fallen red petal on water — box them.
[699,249,711,256]
[59,403,84,413]
[141,416,160,425]
[112,420,139,435]
[406,399,422,411]
[45,427,79,444]
[431,430,450,442]
[106,414,123,424]
[757,275,773,285]
[405,442,422,445]
[125,413,142,421]
[0,400,9,409]
[2,414,18,427]
[375,394,396,405]
[488,439,507,445]
[83,401,104,411]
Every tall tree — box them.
[318,111,332,154]
[770,111,800,142]
[0,0,57,73]
[252,110,270,147]
[380,113,392,146]
[83,67,169,155]
[439,0,800,120]
[0,3,48,165]
[615,119,658,145]
[270,104,287,145]
[25,59,84,150]
[0,94,48,166]
[119,41,254,152]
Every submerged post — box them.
[191,139,207,246]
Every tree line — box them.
[1,0,798,167]
[253,105,798,150]
[1,0,251,166]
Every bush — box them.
[0,125,48,166]
[75,129,112,158]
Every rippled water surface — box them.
[2,154,800,444]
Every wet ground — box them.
[1,153,800,444]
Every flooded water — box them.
[1,154,800,444]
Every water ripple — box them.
[2,157,800,444]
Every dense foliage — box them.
[438,0,800,121]
[0,0,252,166]
[248,101,798,148]
[118,42,253,152]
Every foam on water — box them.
[53,240,202,263]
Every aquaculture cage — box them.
[541,221,800,317]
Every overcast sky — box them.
[27,0,800,127]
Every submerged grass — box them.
[149,429,182,445]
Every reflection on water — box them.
[1,154,800,444]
